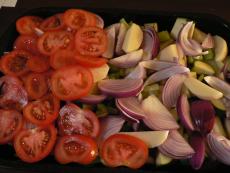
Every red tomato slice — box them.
[58,103,99,138]
[63,9,97,30]
[54,135,98,164]
[16,16,43,35]
[74,53,107,67]
[100,134,149,169]
[13,35,42,56]
[0,75,28,110]
[40,13,65,31]
[1,50,31,76]
[23,94,60,126]
[75,26,107,56]
[24,73,48,100]
[37,30,74,56]
[50,49,77,69]
[27,56,50,73]
[0,109,23,144]
[50,65,93,100]
[14,125,57,163]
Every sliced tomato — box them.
[1,50,31,76]
[16,16,43,35]
[23,94,60,126]
[75,26,107,56]
[100,134,148,169]
[27,56,50,73]
[13,35,42,56]
[54,135,98,164]
[63,9,97,30]
[24,73,48,100]
[58,103,99,138]
[0,75,28,110]
[50,65,93,100]
[74,53,107,67]
[40,13,65,31]
[14,125,57,163]
[37,30,74,56]
[0,109,23,144]
[50,49,77,69]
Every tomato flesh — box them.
[58,103,99,138]
[54,135,98,164]
[100,134,148,169]
[40,13,65,31]
[74,53,107,67]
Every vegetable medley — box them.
[0,8,230,170]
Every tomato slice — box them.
[0,109,23,144]
[24,73,48,100]
[1,50,31,76]
[13,35,42,56]
[58,103,100,138]
[23,94,60,126]
[74,53,107,67]
[100,134,149,169]
[75,26,107,56]
[40,13,65,31]
[16,16,43,35]
[50,65,93,100]
[63,9,97,30]
[27,56,50,73]
[50,49,77,69]
[14,125,57,163]
[54,135,98,164]
[37,30,74,56]
[0,75,28,110]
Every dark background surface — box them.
[0,0,230,172]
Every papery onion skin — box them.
[158,130,195,159]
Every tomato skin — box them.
[75,26,107,56]
[50,65,93,101]
[24,73,48,100]
[54,135,98,164]
[16,16,43,35]
[74,53,107,67]
[37,30,74,56]
[14,125,57,163]
[1,50,31,76]
[100,134,149,169]
[58,103,100,138]
[23,94,60,126]
[40,13,65,31]
[0,109,23,144]
[63,9,97,30]
[50,49,77,69]
[27,56,50,73]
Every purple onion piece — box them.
[78,94,107,104]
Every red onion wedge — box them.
[178,21,208,56]
[78,94,107,104]
[177,93,195,131]
[102,25,116,58]
[159,130,195,159]
[144,65,189,86]
[141,26,160,60]
[162,74,186,108]
[204,76,230,100]
[125,64,146,79]
[115,23,128,56]
[119,130,169,148]
[202,33,214,49]
[189,132,205,170]
[109,49,143,68]
[141,95,179,130]
[222,97,230,118]
[98,115,125,143]
[98,79,143,98]
[207,132,230,165]
[34,27,44,36]
[116,97,146,119]
[140,60,178,71]
[190,100,215,136]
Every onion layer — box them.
[78,94,107,104]
[140,60,178,71]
